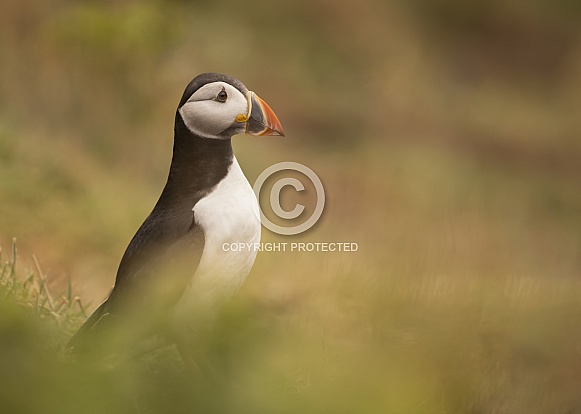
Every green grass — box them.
[1,241,86,322]
[2,235,581,413]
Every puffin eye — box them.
[216,89,228,103]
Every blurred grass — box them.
[1,0,581,412]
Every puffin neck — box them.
[161,114,234,204]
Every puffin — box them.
[68,73,284,362]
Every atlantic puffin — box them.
[68,73,284,361]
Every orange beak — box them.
[244,92,285,137]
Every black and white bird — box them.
[68,73,284,360]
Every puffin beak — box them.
[243,92,285,137]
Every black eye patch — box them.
[216,89,228,103]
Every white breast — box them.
[171,157,260,328]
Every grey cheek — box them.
[218,123,245,138]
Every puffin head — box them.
[177,73,284,140]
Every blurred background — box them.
[1,0,580,412]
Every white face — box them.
[179,81,249,139]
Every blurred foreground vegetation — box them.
[1,0,580,412]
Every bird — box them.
[68,73,284,365]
